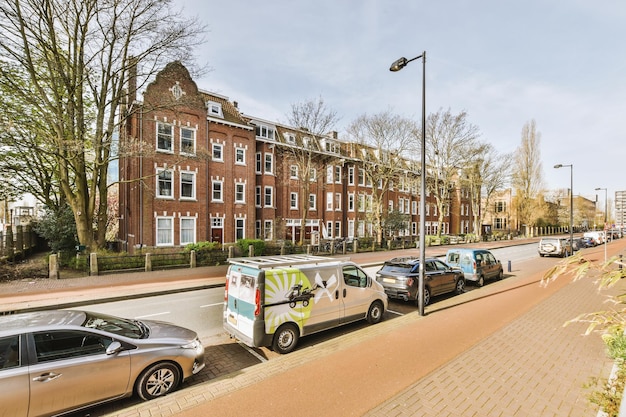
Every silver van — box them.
[223,255,388,354]
[445,248,503,287]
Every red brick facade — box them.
[118,62,472,249]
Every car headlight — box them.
[182,337,202,350]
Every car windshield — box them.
[81,311,148,339]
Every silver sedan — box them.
[0,310,205,417]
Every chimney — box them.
[128,56,138,104]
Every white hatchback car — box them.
[0,310,205,417]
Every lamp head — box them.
[554,164,563,169]
[389,57,408,72]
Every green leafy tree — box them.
[33,205,78,252]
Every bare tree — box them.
[284,97,340,246]
[424,108,481,237]
[462,143,512,236]
[511,120,545,234]
[346,111,418,246]
[0,0,206,249]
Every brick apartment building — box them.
[118,62,472,249]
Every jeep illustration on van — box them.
[223,255,388,354]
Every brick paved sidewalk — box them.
[365,275,618,417]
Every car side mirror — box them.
[106,341,124,355]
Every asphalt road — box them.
[63,242,563,417]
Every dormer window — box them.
[207,101,223,118]
[284,132,296,144]
[255,124,275,140]
[321,138,340,154]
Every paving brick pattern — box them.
[364,276,618,417]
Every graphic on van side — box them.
[265,267,339,333]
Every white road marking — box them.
[136,312,170,318]
[387,309,404,316]
[200,302,223,308]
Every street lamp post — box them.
[595,186,608,261]
[390,51,426,316]
[554,164,573,255]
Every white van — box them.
[584,231,605,245]
[223,255,388,354]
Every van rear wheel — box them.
[477,275,485,287]
[272,323,299,354]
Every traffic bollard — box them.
[507,260,511,273]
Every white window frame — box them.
[212,180,223,202]
[180,217,196,245]
[290,192,298,209]
[309,194,316,210]
[156,216,174,246]
[212,143,224,162]
[264,186,273,207]
[235,182,245,204]
[235,218,245,241]
[156,168,174,199]
[255,152,262,173]
[326,192,333,211]
[180,127,196,155]
[290,165,298,179]
[235,147,246,165]
[255,124,275,140]
[207,101,223,118]
[157,122,173,153]
[180,170,196,200]
[264,220,273,240]
[334,166,342,183]
[264,153,273,174]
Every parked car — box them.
[0,310,205,417]
[538,237,572,257]
[580,236,596,247]
[445,248,504,287]
[375,257,465,306]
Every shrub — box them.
[185,241,221,253]
[236,239,265,256]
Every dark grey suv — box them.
[375,257,465,306]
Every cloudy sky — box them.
[177,0,625,212]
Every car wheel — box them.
[272,323,299,354]
[477,275,484,287]
[367,301,384,324]
[136,362,181,401]
[455,278,465,294]
[497,269,504,280]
